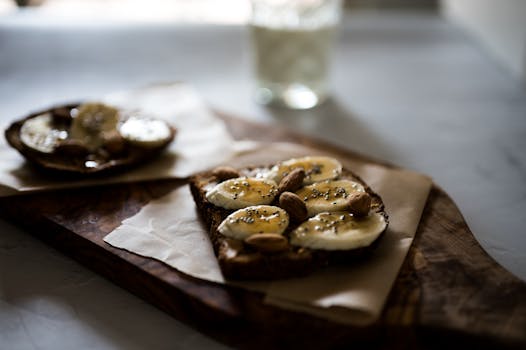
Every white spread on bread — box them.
[290,211,387,250]
[206,177,278,210]
[218,205,289,240]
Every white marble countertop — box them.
[1,10,525,350]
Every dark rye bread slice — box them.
[189,165,389,280]
[5,103,176,176]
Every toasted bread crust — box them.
[189,165,388,280]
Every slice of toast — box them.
[189,160,388,280]
[5,103,176,176]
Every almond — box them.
[347,192,372,217]
[212,166,240,181]
[244,233,289,253]
[278,168,305,193]
[279,191,308,222]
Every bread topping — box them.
[19,113,68,153]
[209,156,386,253]
[295,179,365,216]
[267,156,342,184]
[69,103,120,151]
[291,211,387,250]
[206,177,279,210]
[119,116,173,148]
[218,205,289,240]
[190,156,389,279]
[6,102,176,175]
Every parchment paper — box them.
[104,142,432,325]
[0,83,249,196]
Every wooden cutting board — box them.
[1,114,525,349]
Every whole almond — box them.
[212,166,240,181]
[278,168,305,193]
[244,233,289,253]
[347,192,372,217]
[279,191,308,222]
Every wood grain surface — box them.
[1,115,525,349]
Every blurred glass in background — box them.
[250,0,343,110]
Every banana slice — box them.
[118,116,173,148]
[206,177,279,210]
[290,211,387,250]
[20,113,68,153]
[70,103,120,150]
[218,205,289,240]
[295,179,365,217]
[267,156,342,185]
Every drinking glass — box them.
[250,0,342,109]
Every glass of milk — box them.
[250,0,342,109]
